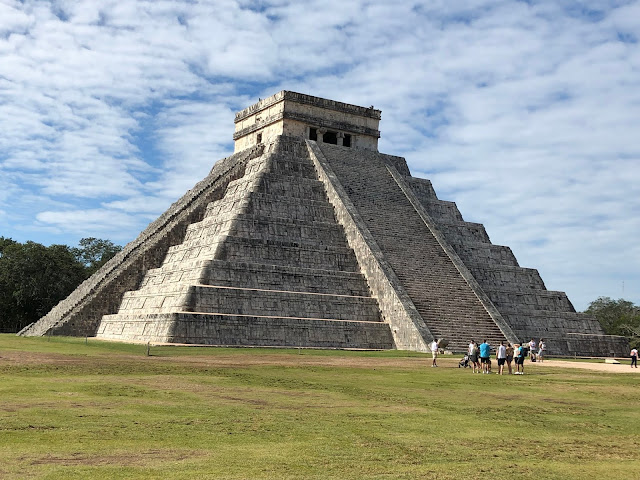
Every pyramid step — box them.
[222,159,320,199]
[498,303,580,315]
[256,173,327,200]
[264,157,318,178]
[464,263,546,290]
[98,312,394,349]
[502,310,605,338]
[161,240,222,266]
[226,215,350,247]
[448,241,519,267]
[200,260,371,296]
[188,285,383,321]
[246,194,337,222]
[483,288,574,312]
[139,264,204,289]
[160,232,360,272]
[436,221,490,244]
[118,286,190,314]
[205,193,337,223]
[183,214,234,243]
[125,258,373,312]
[218,236,360,272]
[139,253,369,296]
[182,213,350,249]
[419,199,464,222]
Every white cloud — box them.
[35,208,146,241]
[1,0,639,310]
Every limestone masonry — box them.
[20,91,628,356]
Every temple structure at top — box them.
[20,91,628,357]
[233,91,381,152]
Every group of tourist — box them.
[433,337,640,370]
[465,338,546,375]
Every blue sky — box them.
[1,0,639,311]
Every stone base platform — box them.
[98,312,395,349]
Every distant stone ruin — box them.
[20,91,628,356]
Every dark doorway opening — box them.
[309,128,317,141]
[323,131,338,145]
[343,134,351,147]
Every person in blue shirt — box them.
[479,339,491,374]
[515,344,525,374]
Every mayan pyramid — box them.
[20,91,628,356]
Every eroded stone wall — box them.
[20,146,264,338]
[96,136,394,349]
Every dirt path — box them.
[2,348,638,373]
[533,358,639,374]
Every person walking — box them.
[479,339,491,374]
[430,339,439,367]
[496,341,507,375]
[505,342,514,374]
[631,347,638,368]
[538,339,546,363]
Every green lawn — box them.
[0,334,638,479]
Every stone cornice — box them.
[234,90,381,123]
[233,111,381,140]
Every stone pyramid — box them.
[21,91,628,356]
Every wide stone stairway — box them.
[97,137,393,348]
[404,176,628,356]
[318,143,509,352]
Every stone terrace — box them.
[97,137,393,349]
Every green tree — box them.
[0,237,123,332]
[585,296,640,349]
[72,237,122,277]
[0,239,86,332]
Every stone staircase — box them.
[318,143,508,352]
[405,176,628,356]
[97,137,393,349]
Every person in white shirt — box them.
[430,339,439,367]
[528,339,537,361]
[468,340,479,373]
[538,339,546,362]
[496,341,507,375]
[631,347,638,368]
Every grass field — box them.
[0,334,638,479]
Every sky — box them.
[1,0,639,311]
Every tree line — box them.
[0,237,122,333]
[585,296,640,349]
